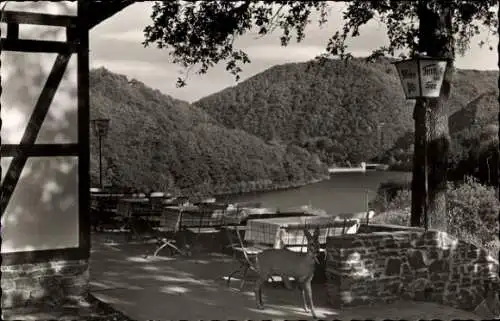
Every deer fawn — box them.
[254,226,321,318]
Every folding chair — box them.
[223,219,275,289]
[178,204,227,254]
[91,194,122,232]
[126,200,186,258]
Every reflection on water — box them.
[224,171,412,216]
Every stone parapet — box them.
[325,226,499,312]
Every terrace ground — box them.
[89,232,483,320]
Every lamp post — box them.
[377,122,385,162]
[393,54,448,230]
[91,118,110,190]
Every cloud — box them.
[243,44,375,62]
[87,2,498,103]
[95,30,145,43]
[243,44,327,62]
[90,59,172,79]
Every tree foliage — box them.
[143,0,497,86]
[328,0,497,59]
[143,1,332,86]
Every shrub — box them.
[371,176,499,258]
[369,180,411,212]
[369,208,411,226]
[447,176,499,246]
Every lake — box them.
[223,171,412,216]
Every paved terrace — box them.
[90,232,483,320]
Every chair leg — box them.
[152,240,185,257]
[239,264,251,290]
[227,269,242,287]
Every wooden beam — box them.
[77,0,91,258]
[0,144,79,157]
[0,53,71,215]
[0,39,77,53]
[0,10,77,27]
[87,1,136,30]
[6,23,19,40]
[2,247,88,266]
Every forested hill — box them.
[382,70,498,170]
[89,68,327,196]
[193,58,498,166]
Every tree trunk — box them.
[497,1,500,202]
[411,3,454,231]
[411,99,426,227]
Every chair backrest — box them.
[223,224,246,249]
[158,207,184,233]
[150,196,166,211]
[179,205,226,231]
[242,218,280,247]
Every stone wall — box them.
[325,224,499,312]
[1,259,89,309]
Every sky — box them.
[90,2,499,103]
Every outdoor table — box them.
[244,215,359,249]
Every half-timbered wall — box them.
[1,1,78,253]
[1,1,91,309]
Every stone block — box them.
[374,257,386,267]
[351,239,366,248]
[387,281,404,295]
[398,241,412,249]
[381,238,399,249]
[413,240,424,248]
[444,291,459,306]
[414,289,426,301]
[429,259,450,274]
[378,249,400,257]
[424,230,441,240]
[430,273,447,282]
[407,250,429,270]
[442,249,452,259]
[475,249,494,263]
[458,287,483,310]
[385,258,401,276]
[429,292,444,304]
[401,262,412,275]
[446,283,459,293]
[462,279,473,287]
[415,270,429,279]
[467,248,480,260]
[433,281,446,290]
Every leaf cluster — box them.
[143,0,498,86]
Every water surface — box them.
[223,171,412,215]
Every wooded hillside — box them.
[194,58,498,167]
[89,68,327,196]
